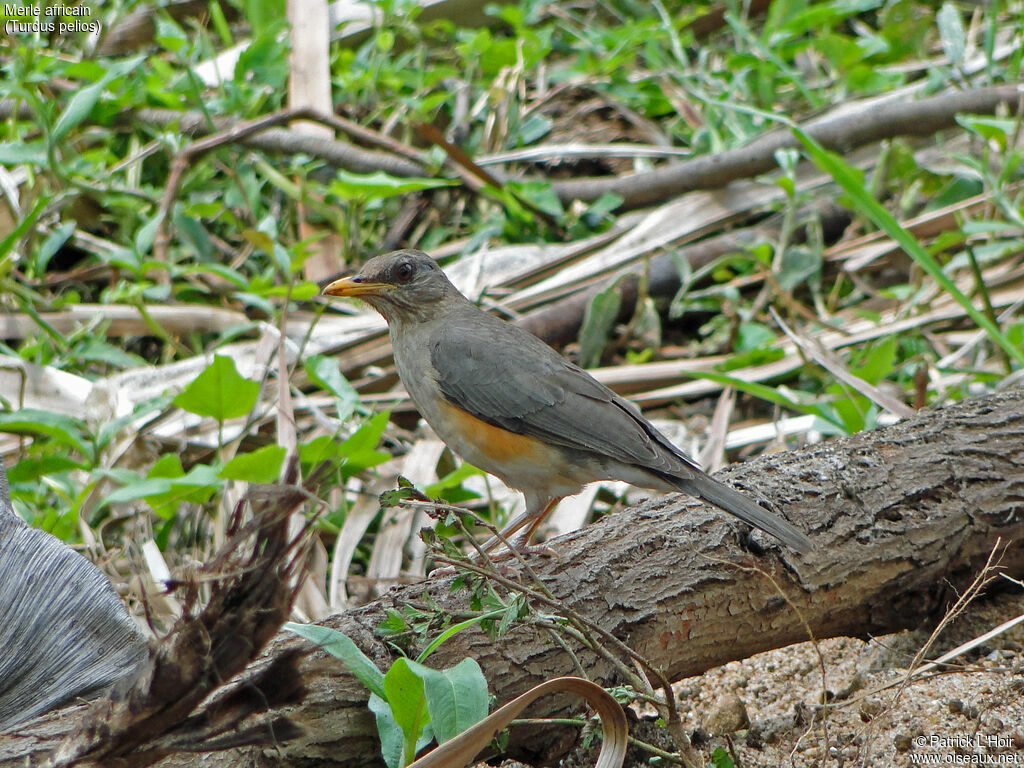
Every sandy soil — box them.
[672,588,1024,767]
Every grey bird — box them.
[323,249,811,554]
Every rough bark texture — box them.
[2,388,1023,767]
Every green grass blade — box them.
[678,369,845,430]
[415,610,505,664]
[792,127,1024,365]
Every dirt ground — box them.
[673,587,1024,767]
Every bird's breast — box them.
[390,325,587,498]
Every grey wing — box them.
[430,318,698,476]
[431,317,813,554]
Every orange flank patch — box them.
[438,401,550,465]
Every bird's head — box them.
[322,249,460,326]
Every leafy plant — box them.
[284,622,490,768]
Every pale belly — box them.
[396,354,584,497]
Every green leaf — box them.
[173,355,260,421]
[184,200,225,218]
[329,171,456,202]
[73,338,144,368]
[711,745,736,768]
[684,370,844,430]
[0,141,47,166]
[416,611,503,664]
[172,461,223,489]
[578,278,623,369]
[719,347,786,371]
[851,336,897,385]
[377,609,411,637]
[497,596,526,636]
[219,445,286,483]
[383,658,431,766]
[244,0,286,33]
[734,322,777,353]
[283,623,386,699]
[149,453,185,479]
[7,456,82,483]
[1007,322,1024,351]
[423,463,483,500]
[174,212,214,262]
[409,658,489,745]
[829,388,872,433]
[154,15,188,53]
[0,197,50,265]
[241,229,275,253]
[583,192,623,227]
[34,222,76,275]
[0,409,90,455]
[518,114,552,144]
[101,476,176,506]
[305,355,360,420]
[956,114,1016,151]
[368,693,405,768]
[776,246,822,291]
[299,434,343,471]
[379,483,431,510]
[53,82,107,142]
[936,2,966,66]
[207,0,233,44]
[98,459,222,516]
[180,262,249,287]
[249,281,319,300]
[52,55,144,142]
[505,180,564,218]
[338,411,392,479]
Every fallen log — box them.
[2,387,1022,767]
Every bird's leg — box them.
[479,497,562,555]
[429,499,561,577]
[479,509,535,554]
[519,498,561,545]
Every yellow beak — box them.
[322,276,392,297]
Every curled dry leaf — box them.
[408,676,627,768]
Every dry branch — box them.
[514,202,851,348]
[3,387,1023,766]
[95,85,1021,216]
[548,85,1024,209]
[130,108,425,178]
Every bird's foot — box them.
[480,541,561,562]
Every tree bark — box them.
[3,388,1023,767]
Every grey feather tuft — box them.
[0,462,148,730]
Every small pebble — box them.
[859,699,882,722]
[745,723,765,749]
[705,692,750,734]
[894,733,912,752]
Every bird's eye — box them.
[396,262,415,282]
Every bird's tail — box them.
[679,473,812,554]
